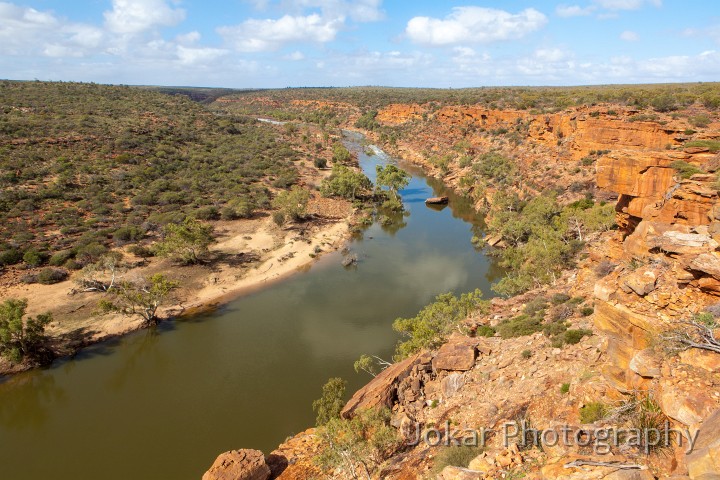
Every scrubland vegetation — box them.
[0,81,301,274]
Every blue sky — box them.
[0,0,718,88]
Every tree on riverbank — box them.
[320,165,373,200]
[153,218,214,265]
[101,274,179,326]
[272,185,310,224]
[375,165,410,201]
[0,298,52,364]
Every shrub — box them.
[75,242,109,265]
[272,211,286,226]
[320,165,372,200]
[551,293,571,305]
[431,445,484,474]
[521,349,532,359]
[543,320,569,338]
[153,218,214,265]
[113,225,144,243]
[313,377,346,427]
[476,325,496,337]
[497,315,543,339]
[0,298,52,364]
[314,158,327,169]
[689,114,711,128]
[127,245,153,258]
[23,249,47,267]
[195,206,220,220]
[0,249,22,266]
[272,186,310,223]
[579,402,608,424]
[560,383,570,394]
[684,140,720,153]
[523,297,548,317]
[36,268,68,285]
[315,407,400,478]
[564,328,593,345]
[393,289,488,359]
[49,250,74,266]
[221,198,255,220]
[581,307,594,317]
[650,94,677,112]
[670,160,704,179]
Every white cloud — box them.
[176,31,201,45]
[555,5,596,17]
[0,2,103,56]
[250,0,383,22]
[176,46,228,65]
[593,0,661,10]
[405,7,547,46]
[620,30,639,41]
[218,13,343,52]
[284,50,305,60]
[104,0,185,34]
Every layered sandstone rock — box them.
[202,449,271,480]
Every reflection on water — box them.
[0,133,502,480]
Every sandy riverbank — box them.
[0,194,354,376]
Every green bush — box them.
[48,250,74,267]
[497,315,543,339]
[312,377,346,426]
[23,249,47,267]
[36,268,68,285]
[314,158,328,169]
[689,114,711,128]
[127,245,153,258]
[551,293,571,305]
[564,328,593,345]
[431,445,484,474]
[393,289,488,359]
[272,186,310,222]
[560,383,570,394]
[581,307,594,317]
[0,298,52,364]
[113,225,144,243]
[580,402,608,424]
[476,325,496,337]
[0,249,22,266]
[684,140,720,153]
[195,206,220,220]
[670,160,704,179]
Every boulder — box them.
[679,349,720,373]
[649,231,718,256]
[659,381,716,427]
[202,449,270,480]
[432,337,479,372]
[341,352,427,418]
[442,372,465,399]
[621,270,658,296]
[686,409,720,479]
[629,349,661,378]
[439,466,484,480]
[689,253,720,280]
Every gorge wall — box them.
[205,94,720,479]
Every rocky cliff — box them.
[205,94,720,480]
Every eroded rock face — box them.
[202,449,270,480]
[686,409,720,479]
[341,352,430,419]
[432,337,480,372]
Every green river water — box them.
[0,132,501,479]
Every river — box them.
[0,132,501,479]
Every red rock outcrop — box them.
[202,449,271,480]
